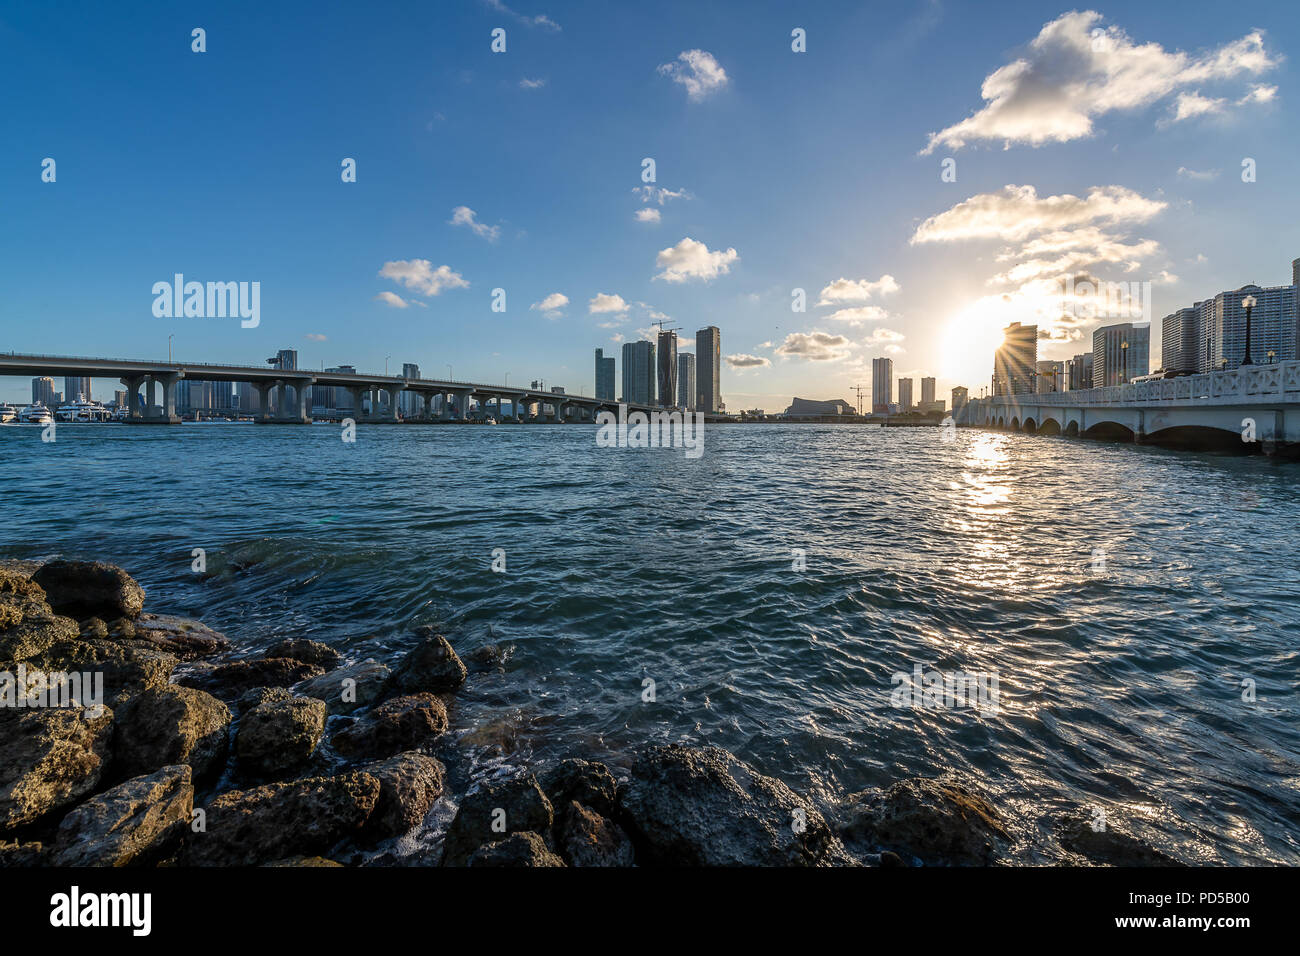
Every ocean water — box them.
[3,421,1298,864]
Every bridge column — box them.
[419,392,433,422]
[254,382,276,422]
[292,379,313,424]
[385,386,404,422]
[119,376,144,421]
[515,397,529,422]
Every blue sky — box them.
[2,1,1297,409]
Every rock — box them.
[265,639,340,668]
[331,693,448,760]
[441,774,554,867]
[51,765,193,866]
[177,657,324,699]
[0,839,47,866]
[464,643,511,673]
[32,559,146,620]
[295,659,390,714]
[540,758,618,820]
[130,614,230,661]
[113,685,231,781]
[235,686,293,714]
[469,831,565,867]
[0,707,114,831]
[618,745,843,867]
[385,635,467,696]
[265,855,344,867]
[31,638,175,709]
[559,801,634,867]
[79,617,110,639]
[361,752,447,839]
[0,616,80,663]
[836,777,1010,866]
[185,772,380,866]
[1057,810,1183,866]
[235,697,327,777]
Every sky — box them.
[2,0,1298,410]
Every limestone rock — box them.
[0,707,114,832]
[52,765,193,866]
[441,774,553,867]
[836,777,1010,866]
[385,634,467,696]
[295,659,390,714]
[469,831,565,867]
[330,693,448,760]
[113,684,231,781]
[235,697,327,777]
[32,559,146,620]
[361,752,447,839]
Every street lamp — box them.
[446,364,453,380]
[1120,340,1129,384]
[1268,349,1276,365]
[1241,294,1257,366]
[168,334,174,364]
[385,355,392,375]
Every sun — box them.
[940,299,1008,386]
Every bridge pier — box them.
[136,373,181,424]
[119,376,144,421]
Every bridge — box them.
[957,360,1300,456]
[0,353,660,424]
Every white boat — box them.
[18,404,54,424]
[0,404,16,423]
[55,400,112,423]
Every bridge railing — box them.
[977,360,1300,408]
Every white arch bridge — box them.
[957,360,1300,457]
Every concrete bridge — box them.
[957,360,1300,456]
[0,353,657,424]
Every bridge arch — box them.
[1038,418,1062,436]
[1010,416,1020,431]
[1022,417,1036,433]
[996,415,1006,429]
[1083,421,1135,442]
[1144,425,1257,454]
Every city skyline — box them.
[3,3,1297,409]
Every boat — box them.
[55,400,112,423]
[0,404,16,423]
[18,404,54,424]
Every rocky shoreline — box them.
[1,558,1178,867]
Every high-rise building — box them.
[897,378,913,411]
[1092,323,1150,386]
[951,386,968,412]
[655,330,677,407]
[235,381,259,413]
[1035,360,1066,393]
[594,349,616,400]
[677,352,696,409]
[31,377,56,406]
[621,340,656,404]
[1160,307,1199,374]
[993,322,1037,395]
[270,349,298,371]
[920,376,935,406]
[64,376,91,403]
[1200,284,1296,371]
[397,363,421,416]
[871,357,893,414]
[1067,353,1093,390]
[695,326,721,413]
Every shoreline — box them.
[2,556,1193,867]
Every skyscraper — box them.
[993,322,1037,395]
[695,326,721,413]
[871,357,893,414]
[1067,353,1093,390]
[1160,308,1199,374]
[594,348,616,400]
[677,352,696,409]
[920,376,935,406]
[656,330,678,407]
[1035,360,1065,393]
[951,386,968,412]
[897,377,913,411]
[621,340,655,404]
[31,377,55,406]
[1092,323,1150,386]
[1201,284,1296,370]
[64,376,91,403]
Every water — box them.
[3,422,1298,864]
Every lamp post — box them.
[1268,349,1276,365]
[446,364,453,380]
[384,355,392,375]
[1241,294,1257,366]
[168,334,174,364]
[1120,340,1129,384]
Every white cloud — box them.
[775,331,852,362]
[911,185,1165,244]
[827,305,891,324]
[482,0,559,31]
[1165,91,1227,123]
[633,186,691,205]
[727,353,771,369]
[530,292,569,318]
[653,237,739,283]
[519,77,547,89]
[374,291,410,308]
[816,275,900,305]
[1177,166,1219,181]
[922,11,1279,152]
[448,206,501,242]
[378,260,469,296]
[658,50,729,102]
[1241,84,1277,104]
[304,333,328,341]
[589,293,629,314]
[635,208,661,223]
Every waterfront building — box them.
[695,326,721,412]
[920,400,946,414]
[656,330,678,407]
[1092,323,1150,386]
[871,357,893,414]
[399,363,421,416]
[1199,284,1296,371]
[1036,360,1066,393]
[31,376,56,406]
[64,376,91,403]
[921,376,936,406]
[677,352,696,409]
[783,397,854,416]
[993,322,1037,396]
[951,386,968,412]
[621,340,655,404]
[898,377,913,412]
[235,381,259,413]
[1067,353,1093,390]
[1160,307,1199,374]
[594,349,616,401]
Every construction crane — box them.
[852,384,868,416]
[652,319,682,337]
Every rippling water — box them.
[3,421,1298,864]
